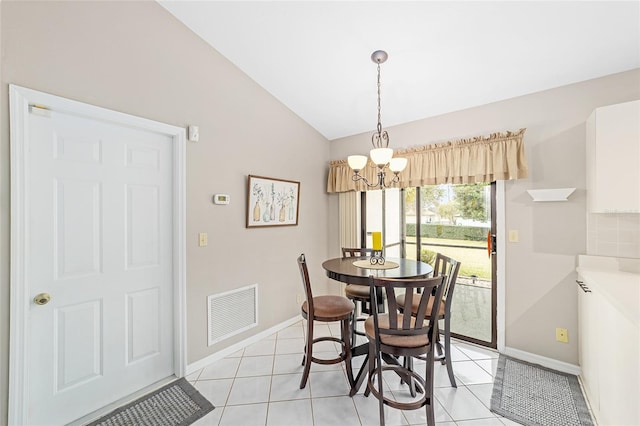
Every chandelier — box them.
[347,50,407,188]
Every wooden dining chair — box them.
[341,247,374,344]
[364,274,446,426]
[341,247,374,257]
[397,253,461,387]
[297,254,355,389]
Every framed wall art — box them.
[246,175,300,228]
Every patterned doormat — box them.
[86,378,214,426]
[490,355,593,426]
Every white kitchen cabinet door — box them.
[586,100,640,213]
[578,274,640,426]
[577,278,599,414]
[597,297,640,425]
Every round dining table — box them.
[322,256,434,285]
[321,256,434,396]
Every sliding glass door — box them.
[363,188,402,258]
[362,183,497,348]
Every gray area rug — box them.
[491,355,593,426]
[86,378,214,426]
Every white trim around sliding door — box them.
[496,180,506,352]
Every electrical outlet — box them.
[556,327,569,343]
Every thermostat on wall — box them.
[213,194,230,205]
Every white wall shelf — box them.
[527,188,576,202]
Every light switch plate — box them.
[198,232,208,247]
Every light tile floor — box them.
[188,320,521,426]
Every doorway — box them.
[9,85,187,425]
[363,182,497,348]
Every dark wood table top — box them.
[322,256,433,286]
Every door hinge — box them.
[29,104,51,117]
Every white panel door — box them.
[26,107,174,425]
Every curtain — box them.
[327,128,527,193]
[338,192,359,249]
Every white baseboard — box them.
[503,346,581,376]
[186,315,302,375]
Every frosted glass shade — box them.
[389,157,408,172]
[347,155,368,171]
[370,148,393,166]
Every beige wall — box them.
[0,1,333,422]
[329,68,640,364]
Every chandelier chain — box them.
[376,61,382,136]
[372,60,389,149]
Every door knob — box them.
[33,293,51,305]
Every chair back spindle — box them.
[297,254,314,315]
[342,247,374,258]
[433,253,460,313]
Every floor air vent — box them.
[207,284,258,346]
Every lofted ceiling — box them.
[158,1,640,141]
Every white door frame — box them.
[496,180,506,353]
[8,84,187,425]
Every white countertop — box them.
[577,255,640,327]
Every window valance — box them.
[327,128,528,193]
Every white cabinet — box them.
[577,278,599,414]
[597,295,638,424]
[577,273,640,425]
[586,100,640,213]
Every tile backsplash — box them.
[587,213,640,259]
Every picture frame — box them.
[246,175,300,228]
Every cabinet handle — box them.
[576,279,591,293]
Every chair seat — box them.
[396,293,445,318]
[302,295,354,320]
[345,284,370,299]
[364,314,430,348]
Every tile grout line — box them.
[216,354,243,425]
[263,347,278,426]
